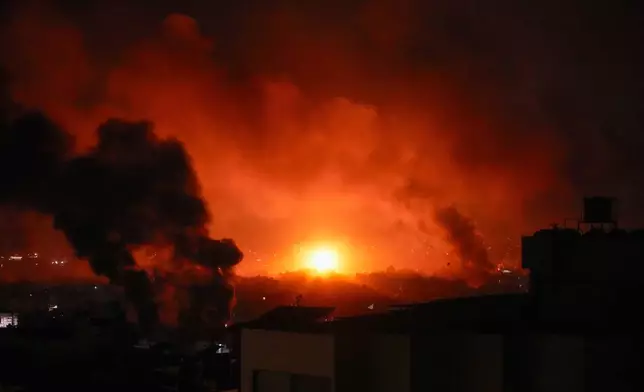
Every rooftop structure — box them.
[522,197,644,323]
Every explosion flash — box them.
[6,2,633,297]
[306,247,339,274]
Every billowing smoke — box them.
[1,0,643,278]
[434,206,493,287]
[0,111,243,332]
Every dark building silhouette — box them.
[523,196,643,325]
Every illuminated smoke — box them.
[434,206,493,287]
[0,111,243,332]
[1,1,643,278]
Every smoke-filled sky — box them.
[1,0,643,276]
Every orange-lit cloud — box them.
[0,0,600,284]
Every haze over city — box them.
[1,1,643,391]
[2,0,643,280]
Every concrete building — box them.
[239,300,612,392]
[242,328,334,392]
[234,306,334,392]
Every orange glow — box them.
[0,5,572,286]
[305,246,340,274]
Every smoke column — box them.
[0,111,243,332]
[1,1,643,277]
[434,206,493,287]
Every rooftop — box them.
[237,291,643,336]
[234,294,533,334]
[230,306,335,332]
[333,293,533,333]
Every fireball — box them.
[305,246,339,274]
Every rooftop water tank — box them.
[582,197,616,223]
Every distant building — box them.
[236,198,643,392]
[0,311,18,328]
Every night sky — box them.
[1,0,643,275]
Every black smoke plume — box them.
[434,206,493,286]
[0,111,243,333]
